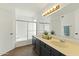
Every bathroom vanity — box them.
[32,36,65,56]
[32,35,79,56]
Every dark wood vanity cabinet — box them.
[35,39,41,55]
[40,41,51,56]
[32,36,36,49]
[40,46,50,56]
[50,47,65,56]
[32,36,65,56]
[32,36,41,55]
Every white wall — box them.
[0,7,16,55]
[15,7,34,18]
[74,9,79,39]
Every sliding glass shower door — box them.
[16,20,36,42]
[28,23,36,39]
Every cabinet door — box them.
[40,42,50,56]
[51,49,60,56]
[50,48,65,56]
[40,46,50,56]
[35,39,41,55]
[32,36,36,46]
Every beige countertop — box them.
[34,35,79,56]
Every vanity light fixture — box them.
[42,4,61,16]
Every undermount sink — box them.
[41,35,68,47]
[50,39,67,48]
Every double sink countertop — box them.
[34,35,79,56]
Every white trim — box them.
[0,47,15,56]
[16,39,32,47]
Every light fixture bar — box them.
[42,4,61,16]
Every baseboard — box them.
[16,40,32,47]
[0,47,15,56]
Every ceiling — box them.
[14,3,49,18]
[13,3,56,18]
[13,3,48,12]
[0,3,55,18]
[0,3,79,19]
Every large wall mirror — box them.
[50,3,79,40]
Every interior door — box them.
[0,7,16,55]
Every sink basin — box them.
[50,40,67,48]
